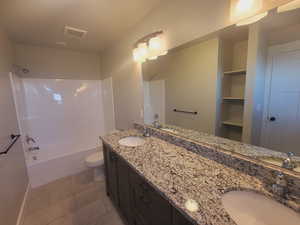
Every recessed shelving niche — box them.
[219,33,248,142]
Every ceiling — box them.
[0,0,162,52]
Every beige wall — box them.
[100,0,232,129]
[145,39,220,134]
[0,29,29,225]
[15,44,101,80]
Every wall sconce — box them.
[132,31,168,63]
[277,0,300,13]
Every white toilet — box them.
[85,152,104,181]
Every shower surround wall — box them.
[12,77,106,187]
[0,29,29,225]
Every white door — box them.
[262,41,300,155]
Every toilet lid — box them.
[86,152,103,163]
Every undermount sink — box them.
[222,191,300,225]
[161,128,178,134]
[118,136,145,147]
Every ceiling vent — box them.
[64,26,87,39]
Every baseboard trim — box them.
[16,183,30,225]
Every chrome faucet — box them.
[153,121,162,129]
[272,172,287,197]
[143,127,151,137]
[282,152,296,170]
[152,114,162,129]
[26,135,36,145]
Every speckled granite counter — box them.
[158,124,300,161]
[101,129,299,225]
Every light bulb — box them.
[231,0,262,22]
[157,33,168,56]
[138,42,148,62]
[148,36,162,59]
[236,0,255,13]
[133,47,140,62]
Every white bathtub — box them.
[10,76,107,188]
[27,145,102,188]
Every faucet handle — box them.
[287,152,294,158]
[275,172,285,184]
[143,127,150,137]
[272,172,287,197]
[25,135,36,144]
[282,152,296,170]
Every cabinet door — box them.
[172,208,196,225]
[133,213,150,225]
[149,188,172,225]
[117,158,132,224]
[106,148,119,206]
[130,171,172,225]
[103,144,110,196]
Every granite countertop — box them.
[162,124,300,161]
[101,129,275,225]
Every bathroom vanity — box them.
[101,129,300,225]
[103,141,195,225]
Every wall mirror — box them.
[142,8,300,174]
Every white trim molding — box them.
[16,184,30,225]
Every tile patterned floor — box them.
[23,169,124,225]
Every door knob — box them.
[269,117,276,122]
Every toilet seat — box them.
[85,152,104,167]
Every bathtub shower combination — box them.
[10,75,114,187]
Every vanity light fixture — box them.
[236,11,268,26]
[133,31,168,63]
[231,0,263,22]
[277,0,300,13]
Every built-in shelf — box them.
[220,38,248,141]
[223,97,244,101]
[222,120,243,128]
[224,69,246,75]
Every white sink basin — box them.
[222,191,300,225]
[118,136,145,147]
[161,128,178,134]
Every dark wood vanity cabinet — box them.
[130,170,172,225]
[104,143,131,223]
[103,143,195,225]
[172,208,196,225]
[117,157,132,224]
[105,147,119,206]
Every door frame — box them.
[260,40,300,147]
